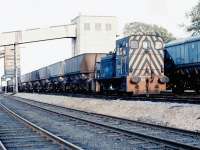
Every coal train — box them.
[6,34,169,94]
[165,36,200,93]
[7,34,200,94]
[18,53,105,93]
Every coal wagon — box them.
[19,53,106,93]
[165,36,200,93]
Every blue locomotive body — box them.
[99,54,116,79]
[165,36,200,92]
[115,36,130,77]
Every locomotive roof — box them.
[165,35,200,48]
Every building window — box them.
[106,24,112,31]
[95,23,101,31]
[84,23,90,31]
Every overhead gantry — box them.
[0,24,76,93]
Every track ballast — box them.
[0,102,82,150]
[2,95,200,150]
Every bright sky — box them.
[0,0,199,76]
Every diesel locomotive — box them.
[97,34,168,94]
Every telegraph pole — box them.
[14,43,18,93]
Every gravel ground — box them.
[15,93,200,132]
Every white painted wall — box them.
[71,15,117,56]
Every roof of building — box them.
[71,15,117,22]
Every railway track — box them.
[121,95,200,104]
[2,95,200,149]
[42,92,200,104]
[0,102,82,150]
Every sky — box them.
[0,0,199,76]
